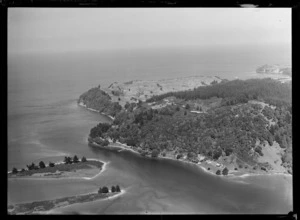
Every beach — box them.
[89,138,291,179]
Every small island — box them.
[7,185,123,215]
[8,155,105,179]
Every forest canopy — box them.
[147,78,291,107]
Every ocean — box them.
[7,45,292,214]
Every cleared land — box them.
[104,75,223,106]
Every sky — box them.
[8,8,291,55]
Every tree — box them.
[176,154,183,159]
[211,80,218,85]
[216,170,221,175]
[184,111,187,116]
[27,163,37,170]
[12,167,18,174]
[115,185,121,192]
[73,155,79,163]
[64,156,72,164]
[20,168,25,172]
[151,149,159,158]
[111,186,116,193]
[103,139,110,146]
[225,148,233,156]
[101,186,109,193]
[187,151,196,159]
[212,149,222,160]
[81,156,87,162]
[124,102,130,110]
[26,164,32,170]
[140,151,147,157]
[255,146,263,156]
[90,123,111,138]
[49,162,55,167]
[222,167,229,175]
[185,104,190,110]
[39,161,46,169]
[98,187,102,194]
[176,106,180,111]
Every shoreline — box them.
[78,102,115,120]
[42,189,126,215]
[8,189,126,215]
[8,159,107,180]
[89,139,291,179]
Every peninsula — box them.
[8,156,104,179]
[8,185,124,215]
[79,76,292,178]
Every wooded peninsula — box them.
[79,77,292,177]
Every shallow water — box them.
[8,47,292,214]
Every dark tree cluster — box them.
[64,155,81,164]
[78,87,122,117]
[90,123,111,138]
[146,78,291,107]
[86,78,292,172]
[98,185,121,194]
[10,155,89,175]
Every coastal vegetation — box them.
[86,78,292,175]
[78,87,122,117]
[98,185,121,194]
[8,156,103,178]
[147,78,291,107]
